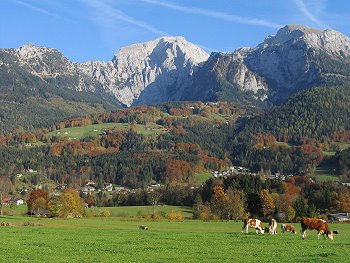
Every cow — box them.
[301,217,338,240]
[281,224,297,234]
[269,218,277,235]
[264,227,270,234]
[139,225,148,230]
[242,219,265,234]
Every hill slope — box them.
[239,85,350,140]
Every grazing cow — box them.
[139,225,148,230]
[242,219,265,234]
[281,224,297,234]
[269,219,277,235]
[301,218,338,240]
[5,222,11,226]
[0,222,5,226]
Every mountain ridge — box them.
[1,24,350,132]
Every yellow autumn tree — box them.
[49,189,83,218]
[260,189,275,218]
[210,186,229,220]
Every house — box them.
[81,186,95,194]
[85,180,95,186]
[31,210,51,217]
[328,213,350,222]
[4,197,24,206]
[103,183,113,192]
[55,184,67,191]
[115,186,125,192]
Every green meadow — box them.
[0,213,349,263]
[94,205,193,219]
[47,122,165,139]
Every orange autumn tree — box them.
[27,189,50,214]
[338,188,350,212]
[210,186,229,220]
[163,159,193,183]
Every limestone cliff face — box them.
[185,25,350,103]
[2,43,98,92]
[246,25,350,101]
[2,25,350,106]
[80,36,209,106]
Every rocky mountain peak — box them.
[112,36,208,68]
[82,36,210,106]
[17,43,56,59]
[261,24,321,46]
[260,25,350,56]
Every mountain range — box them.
[1,24,350,131]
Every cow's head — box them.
[327,231,334,240]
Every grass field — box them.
[47,122,165,139]
[0,215,348,262]
[94,205,193,219]
[195,171,212,185]
[312,166,339,183]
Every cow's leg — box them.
[302,230,307,239]
[242,225,249,233]
[261,227,265,234]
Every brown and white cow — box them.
[242,219,265,234]
[269,218,277,235]
[301,217,338,240]
[281,224,297,234]
[139,225,148,230]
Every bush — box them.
[199,204,213,221]
[167,211,184,222]
[151,213,161,221]
[23,222,33,226]
[99,210,111,217]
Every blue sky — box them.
[1,0,350,62]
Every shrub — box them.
[167,211,184,222]
[23,222,35,226]
[99,210,111,217]
[151,213,161,221]
[199,204,212,221]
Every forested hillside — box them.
[239,85,350,141]
[0,49,121,132]
[0,98,349,218]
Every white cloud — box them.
[294,0,329,28]
[81,0,170,36]
[141,0,283,29]
[12,0,60,18]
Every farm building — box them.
[328,213,350,222]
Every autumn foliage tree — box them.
[260,189,275,219]
[338,188,350,212]
[48,189,83,218]
[226,188,245,220]
[27,189,50,214]
[0,177,14,216]
[163,159,193,183]
[210,186,229,220]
